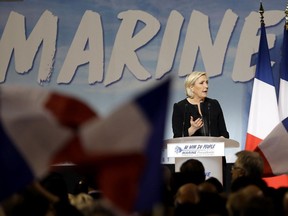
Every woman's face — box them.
[191,75,208,100]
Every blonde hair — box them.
[185,72,207,98]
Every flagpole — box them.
[259,1,264,24]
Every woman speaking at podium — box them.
[172,71,229,138]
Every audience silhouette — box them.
[2,151,288,216]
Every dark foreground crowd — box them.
[1,150,288,216]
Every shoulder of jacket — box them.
[175,98,187,105]
[206,97,218,104]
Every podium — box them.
[163,137,239,185]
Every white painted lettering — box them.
[57,10,103,84]
[155,10,184,79]
[232,10,283,82]
[0,10,57,83]
[178,9,237,77]
[105,10,160,85]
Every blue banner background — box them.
[0,0,286,162]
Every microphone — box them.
[182,104,187,137]
[208,102,211,136]
[200,102,208,136]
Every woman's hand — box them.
[188,116,203,136]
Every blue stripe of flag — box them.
[280,27,288,81]
[134,79,170,211]
[255,22,275,86]
[0,122,34,201]
[283,117,288,132]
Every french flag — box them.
[278,24,288,121]
[53,79,171,212]
[245,21,279,151]
[245,15,288,187]
[0,79,171,213]
[254,24,288,180]
[255,117,288,176]
[0,85,97,200]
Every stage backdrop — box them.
[0,0,285,162]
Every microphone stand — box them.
[200,102,208,136]
[182,104,187,137]
[208,103,211,136]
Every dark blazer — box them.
[172,98,229,138]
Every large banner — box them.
[0,0,285,162]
